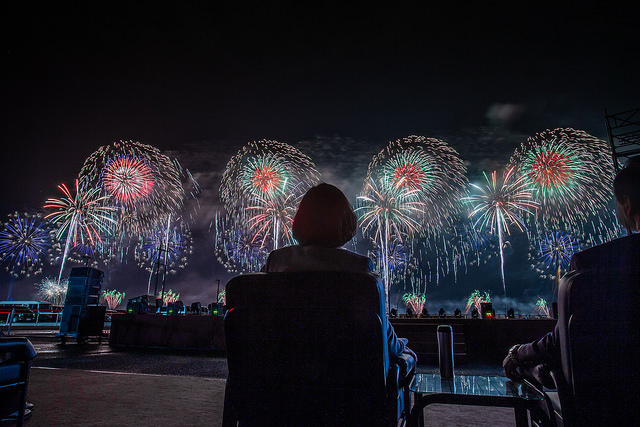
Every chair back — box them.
[558,267,640,425]
[0,337,37,426]
[223,271,391,426]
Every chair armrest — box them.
[523,363,556,389]
[393,352,416,388]
[0,337,37,362]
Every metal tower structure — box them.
[605,107,640,171]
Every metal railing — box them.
[1,307,63,332]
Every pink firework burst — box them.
[102,155,154,207]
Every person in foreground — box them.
[503,160,640,383]
[261,182,416,361]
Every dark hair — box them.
[292,183,357,247]
[613,159,640,215]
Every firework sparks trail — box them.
[102,155,154,207]
[464,167,538,308]
[137,220,192,295]
[367,136,467,233]
[452,219,498,273]
[357,177,425,311]
[360,136,466,312]
[465,290,491,314]
[534,296,550,317]
[79,140,187,238]
[0,213,52,278]
[244,184,302,249]
[213,213,269,273]
[373,238,409,273]
[43,180,117,283]
[220,140,319,251]
[158,289,180,305]
[372,238,419,303]
[101,289,126,310]
[535,230,581,298]
[509,128,615,228]
[35,277,69,306]
[537,231,580,271]
[402,292,426,314]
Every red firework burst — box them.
[102,156,154,205]
[250,165,282,195]
[530,150,573,191]
[390,161,427,192]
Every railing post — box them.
[7,307,15,335]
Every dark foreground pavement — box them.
[5,328,518,426]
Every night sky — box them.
[1,2,638,312]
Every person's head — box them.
[613,158,640,232]
[292,183,357,247]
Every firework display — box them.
[220,140,319,250]
[43,180,117,282]
[358,136,467,311]
[366,136,467,233]
[358,178,426,240]
[35,277,69,306]
[509,128,615,228]
[452,219,498,271]
[465,168,538,237]
[402,292,426,314]
[102,155,154,207]
[370,237,420,299]
[372,238,410,273]
[244,187,299,248]
[464,167,538,305]
[213,213,269,273]
[79,140,186,237]
[357,177,425,309]
[465,290,491,314]
[0,212,52,277]
[534,296,550,317]
[101,289,126,310]
[0,127,625,313]
[537,231,580,271]
[528,230,581,298]
[158,289,180,305]
[137,223,191,274]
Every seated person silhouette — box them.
[261,182,416,361]
[503,160,640,383]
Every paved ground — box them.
[3,327,519,426]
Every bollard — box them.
[437,324,454,379]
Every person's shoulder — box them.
[337,248,375,273]
[571,234,640,269]
[336,247,368,259]
[580,234,640,254]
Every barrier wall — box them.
[109,313,225,351]
[108,313,555,365]
[390,317,556,364]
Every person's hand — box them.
[502,345,523,381]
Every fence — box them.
[0,307,117,335]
